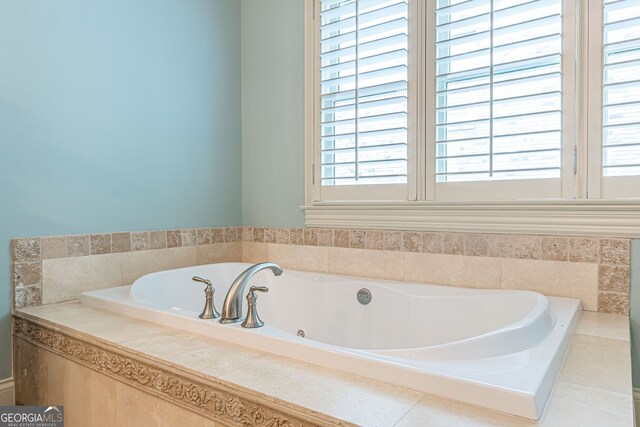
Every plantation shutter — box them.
[432,0,566,200]
[600,0,640,198]
[318,0,409,197]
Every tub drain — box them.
[357,288,372,305]
[297,329,306,338]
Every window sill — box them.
[302,200,640,237]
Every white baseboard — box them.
[0,378,15,405]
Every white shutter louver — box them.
[602,0,640,177]
[319,0,409,186]
[434,0,563,183]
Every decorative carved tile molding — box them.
[13,317,344,427]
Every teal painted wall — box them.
[0,0,242,379]
[631,240,639,387]
[241,0,305,227]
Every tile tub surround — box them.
[13,303,634,426]
[242,227,632,314]
[11,227,242,309]
[11,227,631,314]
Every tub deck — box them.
[13,301,633,426]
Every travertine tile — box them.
[303,228,318,246]
[90,234,112,255]
[224,226,238,243]
[167,230,182,248]
[41,237,66,259]
[252,227,264,243]
[121,247,196,285]
[328,247,404,281]
[52,309,169,343]
[119,329,270,388]
[14,285,42,309]
[42,254,122,304]
[212,227,225,243]
[542,381,632,427]
[599,239,630,265]
[569,237,599,263]
[197,228,213,245]
[598,291,630,315]
[67,235,89,257]
[404,253,501,289]
[541,237,568,261]
[12,262,42,287]
[442,233,464,255]
[366,230,384,250]
[423,233,443,254]
[559,334,631,394]
[196,242,242,265]
[276,228,290,244]
[148,231,167,250]
[333,229,350,248]
[598,265,630,293]
[12,238,41,262]
[64,353,117,427]
[395,393,531,427]
[131,232,150,251]
[241,226,253,242]
[317,229,333,246]
[464,234,489,257]
[512,235,541,259]
[269,243,329,273]
[181,229,197,246]
[242,242,268,264]
[575,311,630,341]
[290,228,304,245]
[349,229,366,249]
[383,231,402,251]
[487,234,510,258]
[218,354,423,427]
[488,234,541,259]
[111,232,131,253]
[14,337,66,405]
[402,232,422,252]
[501,259,598,311]
[115,381,212,427]
[264,227,277,244]
[17,301,99,322]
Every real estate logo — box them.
[0,406,64,427]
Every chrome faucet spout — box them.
[220,262,282,324]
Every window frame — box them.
[303,0,640,237]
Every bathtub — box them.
[79,262,581,421]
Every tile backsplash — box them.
[11,226,632,315]
[11,227,242,309]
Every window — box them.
[304,0,640,233]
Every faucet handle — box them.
[192,276,220,319]
[249,286,269,295]
[192,276,212,288]
[242,286,269,328]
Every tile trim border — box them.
[12,316,347,427]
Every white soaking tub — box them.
[79,262,581,421]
